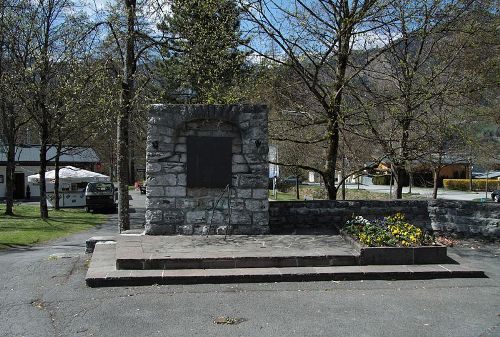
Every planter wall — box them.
[341,232,448,265]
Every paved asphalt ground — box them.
[0,191,499,337]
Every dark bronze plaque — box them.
[187,136,232,188]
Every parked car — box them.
[491,190,500,203]
[85,182,117,213]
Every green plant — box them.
[343,216,397,247]
[372,175,391,185]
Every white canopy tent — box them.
[28,166,110,184]
[28,166,110,207]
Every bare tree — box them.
[10,0,86,218]
[91,0,173,231]
[242,0,390,199]
[355,0,477,199]
[0,0,32,215]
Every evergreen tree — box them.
[159,0,247,104]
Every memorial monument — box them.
[145,105,269,235]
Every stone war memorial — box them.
[85,104,490,287]
[145,104,269,235]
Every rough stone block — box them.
[175,144,186,152]
[178,225,194,235]
[252,189,268,199]
[245,199,265,211]
[165,186,186,197]
[145,209,163,224]
[175,198,198,209]
[146,197,175,209]
[146,162,162,173]
[232,164,249,173]
[163,210,184,224]
[145,223,176,235]
[177,174,187,186]
[146,186,164,197]
[233,154,246,164]
[149,174,177,186]
[162,163,185,173]
[253,212,269,226]
[238,189,252,198]
[239,175,267,188]
[230,211,252,225]
[186,211,207,224]
[229,199,245,209]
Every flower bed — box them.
[341,213,448,265]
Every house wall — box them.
[439,164,467,179]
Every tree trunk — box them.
[3,103,16,215]
[408,170,413,194]
[389,171,393,199]
[54,141,62,210]
[117,88,131,232]
[109,139,114,181]
[468,162,473,191]
[4,139,15,215]
[117,0,137,231]
[393,164,405,200]
[295,175,299,200]
[432,167,440,199]
[39,134,49,219]
[129,134,135,185]
[341,155,346,200]
[38,5,51,220]
[324,22,351,200]
[324,118,339,200]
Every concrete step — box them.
[86,243,486,287]
[115,234,359,270]
[116,254,359,270]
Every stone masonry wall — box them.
[145,105,269,235]
[427,200,500,237]
[269,200,432,233]
[270,200,499,238]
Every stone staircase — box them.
[85,234,486,287]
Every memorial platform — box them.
[85,234,486,287]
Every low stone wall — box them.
[428,200,500,238]
[269,200,432,232]
[269,200,499,238]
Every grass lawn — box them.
[0,204,107,250]
[269,186,424,201]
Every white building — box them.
[0,145,99,199]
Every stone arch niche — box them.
[145,105,269,235]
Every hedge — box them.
[443,179,500,191]
[372,175,391,185]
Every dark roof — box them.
[0,145,99,164]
